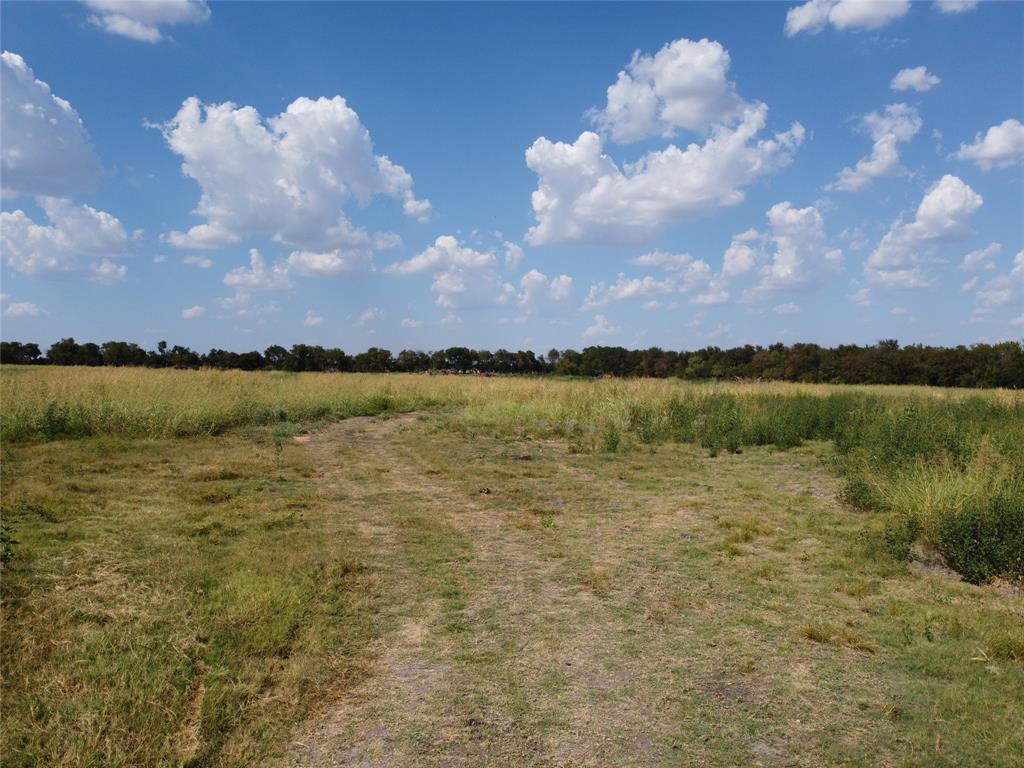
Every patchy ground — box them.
[3,412,1021,767]
[286,414,1023,767]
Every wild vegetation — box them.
[1,367,1021,766]
[2,366,1022,581]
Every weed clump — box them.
[666,395,696,442]
[601,422,621,453]
[800,621,879,653]
[628,403,660,444]
[986,630,1024,663]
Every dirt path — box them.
[288,414,700,766]
[282,413,1003,767]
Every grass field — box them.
[1,367,1022,766]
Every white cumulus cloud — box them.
[525,104,804,246]
[181,305,205,319]
[82,0,210,43]
[1,51,102,198]
[527,37,804,246]
[849,286,872,306]
[693,287,731,305]
[503,241,524,270]
[773,302,801,315]
[585,254,712,310]
[223,248,292,292]
[828,103,922,192]
[680,203,840,306]
[182,255,212,269]
[972,251,1024,309]
[584,274,680,310]
[721,230,762,278]
[286,248,372,277]
[515,269,575,314]
[589,37,750,143]
[386,235,494,275]
[954,119,1024,171]
[866,174,983,288]
[354,307,385,327]
[742,202,843,298]
[3,301,45,318]
[386,235,530,312]
[631,251,690,272]
[1,197,134,279]
[430,266,513,311]
[583,314,619,339]
[891,66,941,92]
[785,0,910,36]
[158,95,430,251]
[303,310,325,327]
[934,0,978,13]
[961,242,1000,272]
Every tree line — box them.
[1,337,1022,388]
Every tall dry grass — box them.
[3,365,1018,443]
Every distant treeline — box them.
[2,337,1022,388]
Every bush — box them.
[601,422,620,453]
[868,406,973,470]
[665,396,695,442]
[743,399,805,449]
[936,493,1024,584]
[840,472,886,511]
[883,514,921,560]
[628,403,659,444]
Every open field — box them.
[3,366,1023,444]
[1,368,1022,766]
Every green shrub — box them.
[816,393,863,441]
[867,406,972,470]
[665,396,695,442]
[697,394,743,457]
[601,422,620,453]
[37,401,71,439]
[936,493,1024,584]
[744,405,804,449]
[628,403,659,444]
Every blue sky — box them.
[2,0,1022,353]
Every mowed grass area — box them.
[1,368,1022,766]
[1,427,382,766]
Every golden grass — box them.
[2,365,1019,443]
